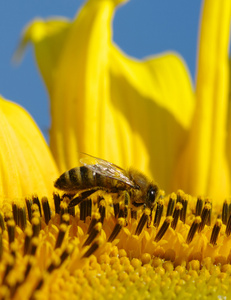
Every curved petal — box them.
[173,0,231,202]
[109,46,194,189]
[49,0,119,171]
[19,0,195,194]
[15,18,71,94]
[0,96,59,203]
[227,58,231,172]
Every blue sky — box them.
[0,0,201,141]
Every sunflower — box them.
[1,0,231,299]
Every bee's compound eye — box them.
[147,187,157,203]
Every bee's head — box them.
[146,184,159,210]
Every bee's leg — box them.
[131,201,144,208]
[69,188,100,208]
[109,193,120,217]
[98,198,106,225]
[147,208,153,228]
[62,193,76,199]
[113,202,120,218]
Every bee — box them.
[54,154,159,213]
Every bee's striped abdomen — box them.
[55,166,95,192]
[93,170,121,189]
[95,172,106,187]
[54,164,121,193]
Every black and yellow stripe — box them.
[54,166,118,192]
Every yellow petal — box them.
[6,1,231,297]
[173,0,231,202]
[109,46,194,189]
[19,0,194,194]
[14,18,71,94]
[0,95,59,203]
[227,58,231,171]
[17,0,122,172]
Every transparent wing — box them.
[80,153,139,188]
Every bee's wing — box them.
[80,153,139,189]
